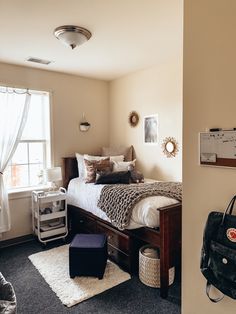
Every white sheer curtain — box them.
[0,89,31,233]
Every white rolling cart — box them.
[32,187,68,245]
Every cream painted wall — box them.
[109,60,182,181]
[183,1,236,313]
[0,62,109,240]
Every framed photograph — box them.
[144,114,158,144]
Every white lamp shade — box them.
[45,167,62,182]
[54,25,92,49]
[57,31,88,48]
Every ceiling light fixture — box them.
[54,25,92,49]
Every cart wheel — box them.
[62,237,66,243]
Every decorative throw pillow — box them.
[113,159,136,172]
[84,158,111,183]
[101,146,133,161]
[95,171,131,185]
[130,170,144,183]
[127,163,144,183]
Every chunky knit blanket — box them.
[97,182,182,230]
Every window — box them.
[5,90,51,189]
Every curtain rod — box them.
[0,86,30,95]
[0,84,52,95]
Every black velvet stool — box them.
[69,234,108,279]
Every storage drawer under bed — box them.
[96,222,130,254]
[71,211,97,234]
[107,244,130,271]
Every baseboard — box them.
[0,234,35,249]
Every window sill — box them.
[8,185,51,200]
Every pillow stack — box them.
[75,145,140,184]
[76,153,125,183]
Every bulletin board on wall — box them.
[199,131,236,168]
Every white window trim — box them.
[5,90,52,192]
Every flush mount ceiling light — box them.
[54,25,92,49]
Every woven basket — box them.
[139,245,175,288]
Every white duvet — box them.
[67,178,179,230]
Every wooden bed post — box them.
[159,204,181,298]
[159,210,170,298]
[62,157,78,188]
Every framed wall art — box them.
[144,114,158,144]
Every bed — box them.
[63,156,182,298]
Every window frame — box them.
[7,139,47,188]
[5,89,52,192]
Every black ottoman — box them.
[69,234,108,279]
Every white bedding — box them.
[67,178,179,230]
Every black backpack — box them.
[200,196,236,302]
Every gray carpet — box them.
[0,240,181,314]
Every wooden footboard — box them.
[63,157,181,298]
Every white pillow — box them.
[84,154,107,161]
[109,155,124,162]
[84,154,124,162]
[75,153,85,179]
[113,159,136,172]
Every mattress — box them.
[67,178,179,230]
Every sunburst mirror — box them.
[162,137,179,158]
[128,111,139,127]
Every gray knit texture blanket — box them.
[97,182,182,230]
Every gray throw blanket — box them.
[97,182,182,230]
[0,273,17,314]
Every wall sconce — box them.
[79,113,90,132]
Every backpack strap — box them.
[221,195,236,225]
[206,281,224,303]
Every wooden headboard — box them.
[62,157,78,189]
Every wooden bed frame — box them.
[62,157,181,298]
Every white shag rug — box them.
[28,244,131,307]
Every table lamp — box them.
[45,167,62,191]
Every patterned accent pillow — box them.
[84,158,112,183]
